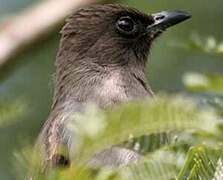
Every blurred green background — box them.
[0,0,222,179]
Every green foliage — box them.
[188,34,223,55]
[119,151,179,180]
[71,96,212,163]
[183,72,223,92]
[170,33,223,55]
[14,94,223,180]
[178,146,223,180]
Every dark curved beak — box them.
[146,10,191,32]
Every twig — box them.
[0,0,96,67]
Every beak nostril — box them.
[147,10,191,34]
[155,15,165,21]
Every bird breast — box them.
[93,71,128,107]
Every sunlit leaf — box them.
[68,96,217,163]
[119,151,179,180]
[183,72,223,92]
[14,95,222,180]
[177,146,223,180]
[213,158,223,180]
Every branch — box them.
[0,0,96,67]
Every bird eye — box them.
[116,16,138,36]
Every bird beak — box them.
[146,10,191,33]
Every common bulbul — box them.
[36,4,191,169]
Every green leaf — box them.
[177,146,223,180]
[15,95,222,180]
[119,151,179,180]
[183,72,223,92]
[68,96,217,163]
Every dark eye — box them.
[116,16,138,36]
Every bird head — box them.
[57,4,190,67]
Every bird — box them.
[36,4,191,170]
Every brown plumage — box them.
[36,4,190,169]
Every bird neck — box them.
[52,60,153,110]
